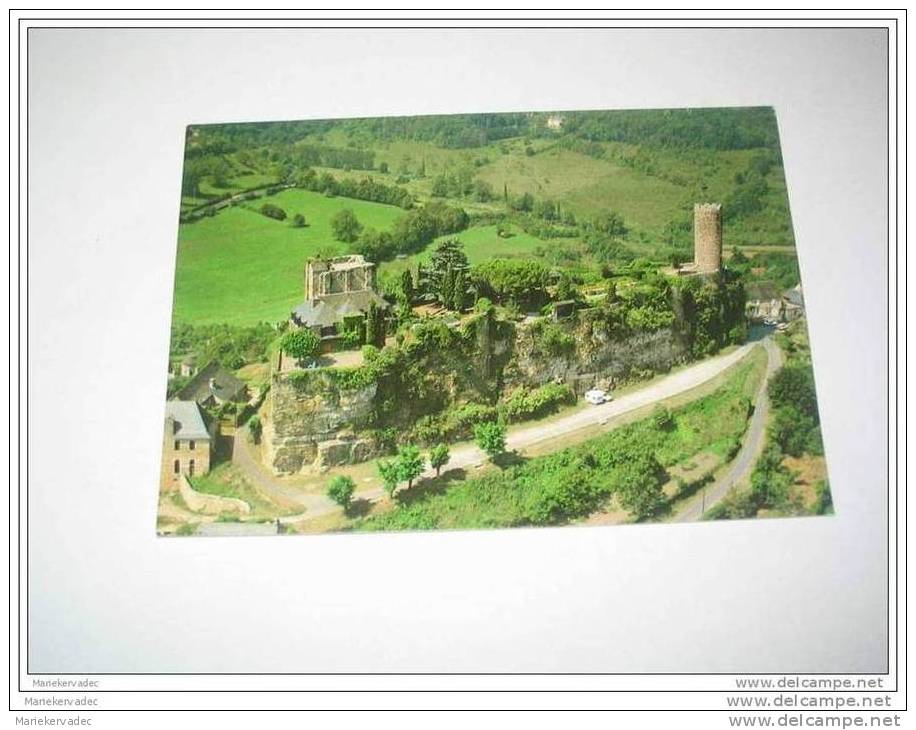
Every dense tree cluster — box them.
[294,169,413,208]
[170,322,277,371]
[353,202,470,262]
[469,259,550,310]
[563,107,781,151]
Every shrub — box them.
[259,203,287,221]
[652,406,674,432]
[281,328,320,365]
[474,421,507,459]
[500,383,575,422]
[327,475,356,511]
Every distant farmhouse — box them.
[176,361,248,407]
[160,400,215,489]
[546,115,565,130]
[290,254,389,352]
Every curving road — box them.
[233,342,762,523]
[670,336,783,523]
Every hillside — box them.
[174,107,799,326]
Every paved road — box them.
[233,343,758,523]
[670,336,783,523]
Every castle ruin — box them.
[305,255,376,300]
[693,203,723,274]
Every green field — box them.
[172,189,404,325]
[377,223,576,280]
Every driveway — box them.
[670,336,783,523]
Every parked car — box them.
[584,389,609,405]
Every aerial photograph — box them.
[159,107,831,537]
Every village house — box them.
[160,400,215,490]
[745,282,806,322]
[176,361,248,408]
[290,254,389,352]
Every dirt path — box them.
[232,343,759,523]
[670,336,783,523]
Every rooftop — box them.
[164,401,211,441]
[292,289,389,329]
[176,361,247,403]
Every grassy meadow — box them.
[173,189,403,325]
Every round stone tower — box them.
[693,203,723,274]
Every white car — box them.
[584,389,609,405]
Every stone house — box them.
[290,254,389,352]
[160,400,216,491]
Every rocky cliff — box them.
[262,369,377,475]
[505,312,687,393]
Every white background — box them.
[25,25,890,675]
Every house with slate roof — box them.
[160,400,216,491]
[290,254,389,351]
[175,361,249,408]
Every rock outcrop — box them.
[262,369,377,475]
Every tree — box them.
[327,475,356,511]
[769,363,819,420]
[593,210,627,237]
[291,213,306,228]
[515,192,534,212]
[377,459,400,499]
[615,454,666,519]
[400,269,415,304]
[428,239,469,306]
[451,267,468,311]
[431,175,449,197]
[474,421,506,459]
[396,444,425,490]
[247,415,262,444]
[474,179,493,202]
[553,273,579,303]
[281,328,320,365]
[440,265,455,310]
[470,259,550,309]
[428,443,450,476]
[331,208,363,243]
[364,301,386,347]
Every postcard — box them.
[159,107,830,536]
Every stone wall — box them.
[178,475,251,516]
[262,369,377,475]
